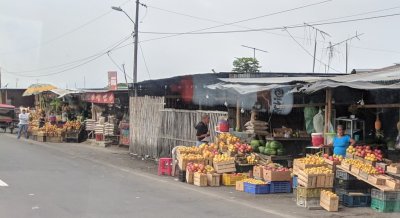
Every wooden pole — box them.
[236,98,240,132]
[324,88,332,144]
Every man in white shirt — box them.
[17,109,30,139]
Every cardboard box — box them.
[236,180,245,191]
[253,165,263,179]
[263,169,291,182]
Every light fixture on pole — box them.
[111,1,139,96]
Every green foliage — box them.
[232,57,261,73]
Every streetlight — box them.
[112,1,139,97]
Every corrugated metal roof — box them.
[219,76,324,84]
[331,65,400,83]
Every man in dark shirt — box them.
[195,114,210,146]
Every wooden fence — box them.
[129,96,165,158]
[157,109,228,157]
[129,96,228,158]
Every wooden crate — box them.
[298,170,317,188]
[359,170,369,180]
[37,135,46,142]
[386,164,400,174]
[364,160,376,167]
[368,175,388,186]
[178,157,205,171]
[236,180,245,191]
[293,160,327,170]
[205,158,213,166]
[47,136,63,143]
[253,165,263,179]
[194,172,207,187]
[206,173,221,187]
[186,170,194,184]
[320,192,339,212]
[341,161,351,171]
[350,166,360,175]
[263,169,291,182]
[385,179,400,190]
[325,173,334,188]
[214,160,236,173]
[316,174,326,188]
[324,159,341,166]
[346,152,354,159]
[297,187,332,198]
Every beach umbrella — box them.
[23,84,57,96]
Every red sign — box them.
[108,71,118,90]
[83,92,115,104]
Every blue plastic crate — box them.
[244,182,270,194]
[342,193,371,207]
[270,181,291,193]
[336,169,356,180]
[292,176,298,189]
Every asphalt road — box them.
[0,134,290,218]
[0,134,395,218]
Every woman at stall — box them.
[329,125,356,156]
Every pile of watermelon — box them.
[250,140,285,156]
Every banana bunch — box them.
[246,154,258,164]
[213,153,235,163]
[304,166,332,175]
[205,165,215,173]
[63,120,81,131]
[244,178,266,185]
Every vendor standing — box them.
[329,125,356,156]
[195,115,210,146]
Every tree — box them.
[232,57,261,73]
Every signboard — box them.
[108,71,118,90]
[83,92,114,104]
[269,87,293,115]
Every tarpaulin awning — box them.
[219,76,323,84]
[50,89,81,98]
[295,80,400,93]
[206,82,294,95]
[23,84,57,96]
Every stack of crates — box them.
[334,169,372,207]
[370,189,400,213]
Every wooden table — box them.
[337,165,399,191]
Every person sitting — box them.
[195,114,210,146]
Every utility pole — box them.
[133,0,139,97]
[327,32,363,74]
[305,23,330,73]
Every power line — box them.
[0,0,131,55]
[4,34,133,75]
[284,28,340,73]
[139,0,334,43]
[107,51,134,81]
[138,43,151,80]
[139,13,400,36]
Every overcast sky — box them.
[1,0,400,89]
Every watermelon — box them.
[277,148,285,156]
[258,146,265,154]
[270,141,283,150]
[265,141,272,149]
[259,139,266,146]
[250,140,260,149]
[265,148,276,155]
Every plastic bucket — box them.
[218,120,229,132]
[311,133,324,146]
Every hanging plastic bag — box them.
[313,109,324,133]
[304,106,318,134]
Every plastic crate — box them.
[222,173,247,186]
[334,188,369,202]
[371,198,400,213]
[270,181,291,193]
[244,182,270,194]
[292,176,298,189]
[371,188,400,201]
[342,193,371,207]
[178,170,186,183]
[336,169,356,180]
[235,163,254,173]
[334,178,371,190]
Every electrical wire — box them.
[138,43,151,80]
[285,28,340,73]
[138,0,334,43]
[107,52,134,81]
[0,0,131,55]
[139,13,400,35]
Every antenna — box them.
[241,45,268,59]
[304,23,331,73]
[327,32,363,73]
